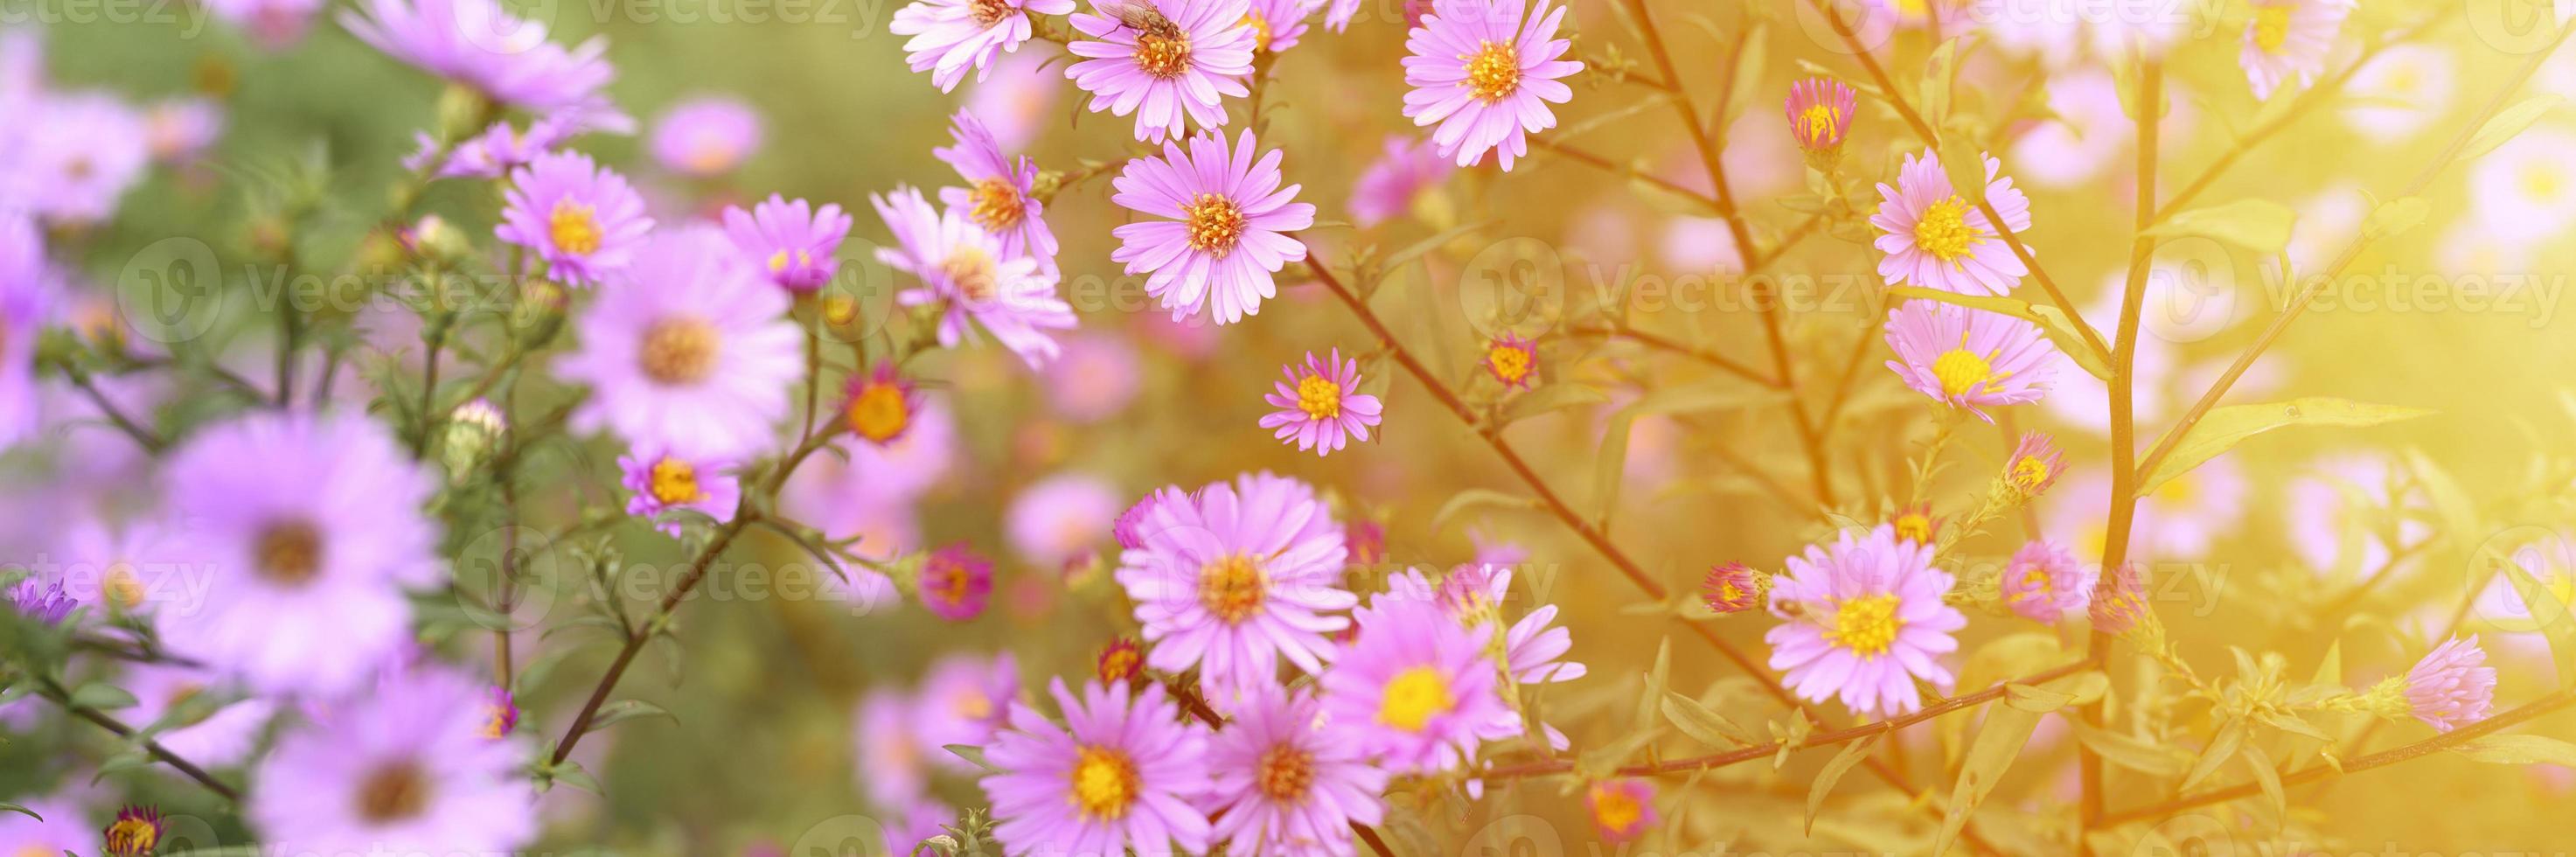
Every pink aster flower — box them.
[889,0,1073,92]
[125,665,278,768]
[14,92,151,225]
[1702,562,1763,614]
[1883,301,2057,422]
[2090,562,2151,635]
[1785,76,1855,161]
[205,0,324,49]
[1115,472,1354,700]
[1207,682,1389,856]
[496,151,653,286]
[721,194,853,294]
[1113,491,1162,551]
[0,215,38,451]
[1869,149,2035,296]
[2000,540,2093,623]
[1586,779,1658,844]
[649,95,762,177]
[1259,349,1382,456]
[1348,135,1455,226]
[553,226,804,459]
[918,542,994,621]
[1481,332,1537,390]
[876,185,1076,367]
[2002,429,2066,500]
[839,363,922,446]
[1765,524,1966,718]
[1400,0,1582,170]
[1243,0,1314,53]
[964,51,1060,151]
[916,651,1022,770]
[1066,0,1255,142]
[144,96,225,164]
[339,0,612,111]
[2240,0,2352,101]
[2402,636,2496,732]
[935,108,1058,272]
[1109,129,1317,324]
[1041,331,1144,422]
[981,679,1213,855]
[405,111,589,181]
[854,691,930,807]
[250,662,535,855]
[157,410,439,696]
[1006,472,1123,568]
[1319,595,1521,774]
[617,445,741,537]
[1391,565,1584,686]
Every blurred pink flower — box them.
[553,227,803,459]
[250,663,536,854]
[2343,45,2454,143]
[126,665,277,767]
[964,51,1061,150]
[919,542,995,621]
[2285,451,2432,580]
[2240,0,2352,101]
[496,151,654,286]
[1041,331,1144,422]
[1586,779,1657,844]
[649,95,762,177]
[2002,540,2093,623]
[340,0,613,111]
[1006,472,1123,568]
[1347,135,1453,227]
[722,194,853,294]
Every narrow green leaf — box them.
[1500,383,1609,425]
[1805,734,1882,835]
[2462,95,2564,160]
[1722,24,1770,130]
[2451,734,2576,766]
[0,803,38,821]
[2138,398,2433,498]
[582,699,675,735]
[2069,721,2188,778]
[1660,692,1753,749]
[2242,743,2287,829]
[2361,196,2429,241]
[1429,488,1535,533]
[1933,706,2043,854]
[1636,638,1671,736]
[2180,717,2246,792]
[1382,220,1497,272]
[944,743,996,772]
[1936,135,1987,208]
[2147,199,2297,255]
[68,682,138,711]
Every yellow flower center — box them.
[686,142,738,174]
[104,564,145,611]
[638,317,721,385]
[1243,10,1274,52]
[648,457,702,505]
[767,248,810,275]
[1293,373,1342,421]
[547,199,602,256]
[1183,192,1246,256]
[1133,19,1192,79]
[1824,593,1904,656]
[1932,347,1995,399]
[2009,455,2053,491]
[355,759,432,824]
[1199,553,1266,624]
[2252,4,2293,54]
[2016,568,2052,604]
[1589,784,1645,833]
[1894,512,1934,544]
[943,246,1001,304]
[1486,343,1532,385]
[1464,40,1521,101]
[1912,196,1977,262]
[2521,162,2564,201]
[104,817,158,857]
[1069,746,1140,819]
[254,519,324,586]
[1257,745,1314,802]
[969,0,1011,25]
[1795,103,1843,150]
[846,381,912,443]
[480,700,514,739]
[954,689,993,721]
[967,178,1026,232]
[2151,470,2197,506]
[1377,665,1455,732]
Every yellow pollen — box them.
[767,248,808,275]
[2521,163,2565,201]
[1463,40,1521,101]
[2152,470,2197,506]
[846,381,913,442]
[648,457,702,505]
[954,690,993,721]
[1199,553,1266,624]
[1133,19,1192,79]
[1243,10,1274,52]
[943,246,1001,303]
[1182,192,1246,256]
[1589,784,1645,833]
[354,760,433,824]
[969,0,1011,25]
[1895,512,1934,544]
[1911,196,1978,262]
[2009,455,2053,491]
[547,199,602,256]
[1823,593,1904,656]
[1376,665,1454,732]
[104,564,145,611]
[1796,103,1843,150]
[638,317,721,385]
[2016,568,2052,602]
[1932,347,1995,399]
[1069,746,1140,819]
[1256,745,1315,802]
[1486,344,1533,385]
[481,702,513,739]
[254,519,324,586]
[2252,4,2292,53]
[1295,373,1341,420]
[105,818,159,857]
[967,178,1027,232]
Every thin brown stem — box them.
[39,676,240,802]
[1560,324,1781,387]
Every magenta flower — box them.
[2241,0,2352,101]
[496,151,653,286]
[1110,129,1316,324]
[157,411,439,696]
[1348,135,1455,227]
[553,226,805,459]
[250,663,535,855]
[722,194,853,294]
[875,185,1077,367]
[1259,349,1382,456]
[1869,149,2035,296]
[339,0,612,110]
[1786,76,1855,159]
[1390,565,1584,686]
[1243,0,1313,52]
[1586,779,1658,843]
[1883,301,2057,422]
[2001,540,2092,623]
[1319,595,1521,774]
[1066,0,1255,142]
[981,679,1213,855]
[205,0,323,49]
[617,445,741,536]
[1207,682,1389,856]
[2404,636,2496,732]
[0,214,45,451]
[919,542,995,621]
[1702,561,1763,615]
[935,108,1058,272]
[1006,472,1122,568]
[840,363,922,446]
[1400,0,1582,170]
[405,109,608,181]
[1481,331,1537,390]
[889,0,1073,92]
[1765,524,1966,718]
[2002,429,2066,499]
[649,95,762,177]
[6,574,73,626]
[1115,472,1354,700]
[2090,562,2151,635]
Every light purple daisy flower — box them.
[854,691,930,807]
[889,0,1074,92]
[339,0,613,111]
[496,150,653,287]
[2000,540,2092,623]
[1765,523,1967,718]
[156,411,438,696]
[1389,563,1581,749]
[0,213,45,451]
[1320,595,1521,774]
[935,108,1058,273]
[1349,134,1455,227]
[1400,0,1582,170]
[144,96,226,164]
[52,517,179,629]
[1066,0,1256,142]
[875,185,1076,368]
[1207,682,1389,856]
[205,0,324,49]
[916,651,1021,771]
[1259,349,1382,456]
[721,194,853,294]
[6,572,74,626]
[981,678,1213,855]
[1869,148,2036,296]
[126,665,278,768]
[1110,129,1316,324]
[1243,0,1314,52]
[1883,301,2057,422]
[15,92,151,225]
[2240,0,2352,101]
[650,95,763,177]
[409,106,626,181]
[2403,636,2496,732]
[250,662,535,855]
[617,445,741,536]
[1116,471,1354,700]
[554,226,804,459]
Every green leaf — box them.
[2450,734,2576,766]
[1805,734,1881,835]
[1660,692,1753,749]
[2069,721,2188,778]
[1590,378,1790,516]
[1936,135,1987,208]
[2179,717,2246,792]
[1918,38,1960,129]
[1636,638,1671,736]
[1500,383,1608,425]
[1575,727,1663,780]
[1887,286,2111,380]
[2361,196,2430,242]
[1722,23,1770,130]
[68,682,137,711]
[2462,95,2564,161]
[0,803,38,821]
[1429,488,1535,533]
[1933,706,2043,855]
[2147,198,2297,255]
[581,699,675,735]
[944,743,996,772]
[2242,743,2287,830]
[2497,547,2576,686]
[2138,398,2433,498]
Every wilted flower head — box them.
[722,194,852,294]
[1701,561,1764,614]
[1400,0,1582,170]
[1095,636,1144,683]
[1348,135,1455,227]
[1765,524,1965,718]
[2402,636,2496,732]
[1891,502,1939,545]
[1260,349,1383,456]
[2089,563,2152,635]
[482,686,520,739]
[2002,430,2066,500]
[1785,77,1855,162]
[339,0,613,110]
[840,364,920,446]
[649,95,762,177]
[2000,540,2093,623]
[102,805,163,857]
[1585,779,1657,844]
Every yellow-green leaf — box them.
[2463,95,2564,161]
[2148,198,2297,255]
[2451,734,2576,766]
[1933,706,2042,854]
[1430,488,1535,533]
[1661,692,1754,749]
[2139,398,2433,498]
[2361,196,2429,242]
[1805,734,1882,835]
